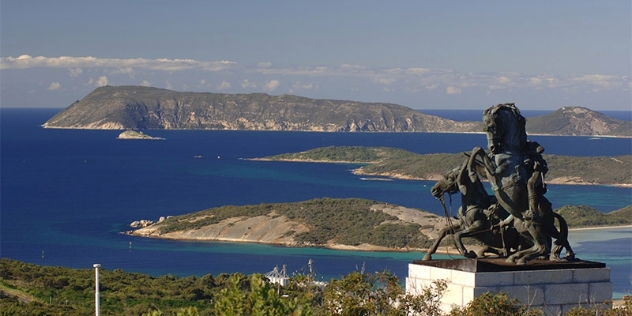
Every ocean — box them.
[1,108,631,298]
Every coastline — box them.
[126,218,632,255]
[568,224,632,231]
[249,157,632,188]
[352,168,632,188]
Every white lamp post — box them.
[93,264,101,316]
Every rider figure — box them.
[497,141,547,226]
[524,141,548,220]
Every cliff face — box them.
[42,86,480,132]
[43,86,631,136]
[526,106,632,137]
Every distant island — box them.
[117,130,164,140]
[126,198,632,253]
[42,85,631,137]
[253,146,632,187]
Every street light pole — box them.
[93,264,101,316]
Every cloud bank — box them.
[1,54,630,109]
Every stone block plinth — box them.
[406,258,611,315]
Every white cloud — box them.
[3,55,630,95]
[528,77,543,86]
[497,76,512,84]
[289,82,317,93]
[68,68,83,77]
[216,81,231,90]
[265,80,280,91]
[571,74,622,89]
[446,86,462,95]
[0,55,236,72]
[241,79,257,89]
[406,67,431,75]
[372,77,396,85]
[111,67,135,76]
[47,82,61,90]
[96,76,109,87]
[140,80,151,87]
[2,54,631,106]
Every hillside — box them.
[556,205,632,227]
[42,86,630,136]
[42,86,478,132]
[128,198,446,250]
[526,106,632,137]
[258,146,632,186]
[127,197,631,254]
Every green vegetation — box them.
[545,155,632,184]
[154,196,630,253]
[159,198,431,249]
[265,146,414,163]
[259,146,632,185]
[556,205,632,227]
[2,259,629,315]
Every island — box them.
[43,86,631,137]
[117,130,164,140]
[125,198,631,253]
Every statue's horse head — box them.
[431,166,460,198]
[483,103,527,154]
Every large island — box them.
[43,85,632,137]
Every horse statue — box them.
[422,160,528,261]
[466,103,574,264]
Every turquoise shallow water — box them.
[567,227,632,299]
[1,108,631,299]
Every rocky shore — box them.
[117,130,164,140]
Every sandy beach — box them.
[568,224,632,231]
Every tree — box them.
[213,274,311,316]
[321,271,447,316]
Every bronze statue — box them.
[426,103,575,264]
[422,161,528,261]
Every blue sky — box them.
[1,1,630,110]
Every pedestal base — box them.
[405,258,612,315]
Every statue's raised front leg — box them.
[422,223,463,261]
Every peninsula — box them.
[126,198,631,253]
[254,146,632,187]
[43,86,631,137]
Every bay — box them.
[1,108,630,299]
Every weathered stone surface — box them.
[406,260,613,316]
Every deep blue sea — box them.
[1,108,631,298]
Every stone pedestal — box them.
[406,258,612,315]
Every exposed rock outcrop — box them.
[117,130,164,140]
